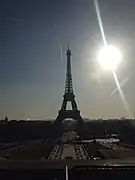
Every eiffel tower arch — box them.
[55,48,83,125]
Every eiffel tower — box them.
[55,47,83,124]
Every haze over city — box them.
[1,0,135,120]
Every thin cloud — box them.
[7,16,24,23]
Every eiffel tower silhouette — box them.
[55,47,83,124]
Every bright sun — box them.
[98,45,122,71]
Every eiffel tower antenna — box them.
[67,42,70,49]
[55,47,83,124]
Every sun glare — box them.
[98,45,122,71]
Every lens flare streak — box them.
[94,0,107,46]
[110,77,129,97]
[112,72,132,118]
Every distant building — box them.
[4,116,8,124]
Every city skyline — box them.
[1,0,135,120]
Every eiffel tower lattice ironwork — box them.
[55,47,83,124]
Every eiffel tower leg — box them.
[71,99,77,110]
[61,99,67,111]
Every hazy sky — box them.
[1,0,135,120]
